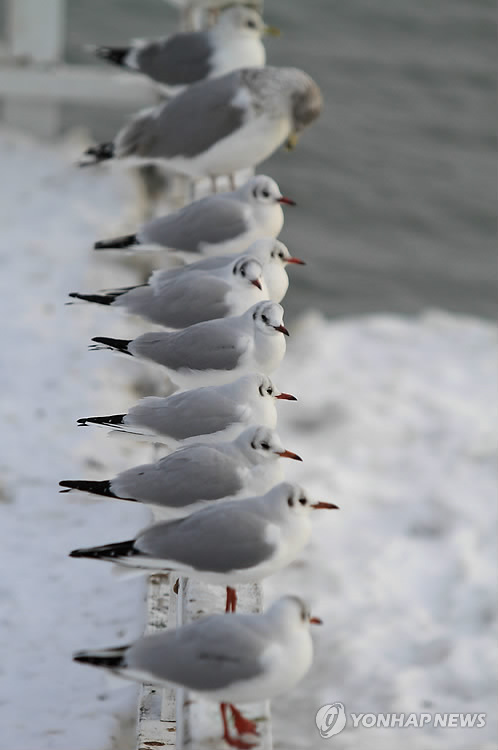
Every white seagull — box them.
[76,373,297,448]
[69,255,265,329]
[94,7,278,96]
[79,67,323,179]
[89,301,289,389]
[92,175,295,258]
[59,425,302,518]
[70,482,338,611]
[73,596,321,749]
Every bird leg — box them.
[220,703,255,749]
[225,586,237,613]
[230,704,260,737]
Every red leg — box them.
[225,586,237,613]
[230,704,259,737]
[220,704,255,749]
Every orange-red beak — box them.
[311,501,339,510]
[275,392,297,401]
[274,324,289,336]
[277,449,303,461]
[277,196,296,206]
[251,278,262,290]
[286,257,306,265]
[310,616,323,625]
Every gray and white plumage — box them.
[70,483,338,586]
[89,301,289,389]
[79,67,323,178]
[59,425,302,519]
[69,255,265,329]
[77,373,297,448]
[93,175,294,259]
[73,595,318,706]
[95,7,270,95]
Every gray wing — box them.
[136,32,213,86]
[137,70,248,159]
[131,320,247,372]
[127,615,267,691]
[128,390,243,440]
[111,444,243,508]
[136,503,276,572]
[139,195,249,252]
[117,275,231,328]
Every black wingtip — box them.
[68,291,118,306]
[70,539,136,560]
[79,142,115,167]
[59,479,117,497]
[73,646,128,668]
[77,414,125,427]
[94,234,137,250]
[90,337,133,354]
[95,46,130,67]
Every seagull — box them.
[89,301,289,389]
[76,373,297,448]
[70,483,339,612]
[59,425,302,519]
[93,7,278,96]
[79,67,323,179]
[143,238,305,303]
[68,255,266,329]
[92,175,295,258]
[74,596,321,749]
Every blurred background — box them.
[0,1,495,749]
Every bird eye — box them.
[262,190,270,198]
[261,315,268,323]
[241,268,246,276]
[278,252,284,259]
[267,387,273,395]
[260,442,270,450]
[246,20,256,28]
[299,497,307,505]
[288,496,294,507]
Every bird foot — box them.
[222,733,256,750]
[230,705,259,737]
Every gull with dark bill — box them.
[73,596,321,749]
[89,301,289,389]
[79,66,322,179]
[70,483,338,612]
[94,7,278,95]
[77,373,296,448]
[60,426,302,519]
[92,175,295,258]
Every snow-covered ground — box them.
[0,132,496,750]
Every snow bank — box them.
[0,132,495,750]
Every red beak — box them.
[251,278,262,290]
[273,324,289,336]
[277,449,303,461]
[310,616,323,625]
[275,392,297,401]
[286,257,306,265]
[277,196,296,206]
[311,502,340,510]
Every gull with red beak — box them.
[60,426,303,520]
[92,175,295,260]
[68,255,265,329]
[76,373,297,450]
[69,482,339,614]
[73,595,321,749]
[88,301,290,389]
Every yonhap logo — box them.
[315,702,347,738]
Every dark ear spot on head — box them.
[288,496,294,507]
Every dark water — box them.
[47,1,498,318]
